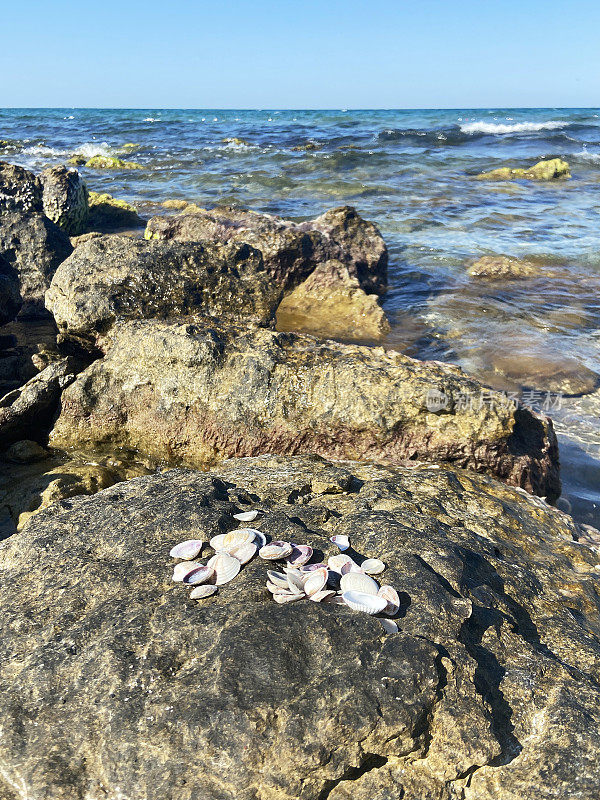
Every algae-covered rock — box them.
[161,199,190,210]
[477,158,571,181]
[87,191,144,230]
[0,161,42,213]
[40,165,88,234]
[0,455,597,799]
[468,255,540,279]
[50,318,560,499]
[222,137,250,146]
[85,155,142,170]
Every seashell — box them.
[300,562,327,572]
[330,534,350,552]
[273,590,305,604]
[266,570,289,589]
[172,561,204,582]
[380,618,399,634]
[207,551,241,585]
[287,544,313,567]
[169,539,205,560]
[361,558,386,575]
[303,567,329,597]
[341,561,363,575]
[328,554,353,573]
[377,585,400,615]
[221,530,255,550]
[209,533,227,551]
[190,584,218,600]
[266,580,281,594]
[287,570,305,594]
[228,541,257,565]
[183,565,214,585]
[323,594,348,605]
[259,541,293,560]
[309,589,337,602]
[233,510,259,522]
[340,572,379,595]
[251,530,268,548]
[342,590,387,615]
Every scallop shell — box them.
[183,565,214,585]
[190,584,218,600]
[169,540,205,560]
[303,567,329,597]
[342,590,387,615]
[172,561,204,582]
[233,510,259,522]
[222,530,255,550]
[266,570,289,589]
[328,554,353,573]
[259,541,293,560]
[287,544,313,567]
[207,552,241,585]
[377,585,400,615]
[340,572,379,595]
[309,589,337,602]
[229,541,257,565]
[361,558,386,575]
[273,591,305,604]
[380,618,399,634]
[330,534,350,552]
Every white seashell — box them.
[377,585,400,615]
[233,510,259,522]
[183,565,214,585]
[287,544,313,567]
[169,540,205,560]
[340,572,379,595]
[342,590,387,615]
[301,562,327,572]
[361,558,386,575]
[341,561,363,575]
[266,580,281,593]
[323,594,348,605]
[266,570,289,589]
[273,591,305,604]
[287,570,305,593]
[221,530,255,550]
[207,552,241,585]
[328,554,353,573]
[309,589,336,602]
[303,567,328,596]
[380,618,399,634]
[229,541,257,565]
[209,533,227,550]
[330,534,350,552]
[190,584,218,600]
[251,530,268,548]
[172,561,204,582]
[259,541,293,560]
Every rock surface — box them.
[468,255,540,279]
[0,161,42,213]
[87,191,145,231]
[40,165,89,234]
[145,205,388,294]
[477,158,571,181]
[0,455,598,799]
[46,235,283,344]
[0,211,73,316]
[0,253,21,325]
[50,319,560,499]
[85,155,142,170]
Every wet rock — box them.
[477,158,571,181]
[0,252,21,325]
[46,235,283,345]
[87,191,145,231]
[85,155,142,170]
[145,204,388,294]
[0,318,60,395]
[40,165,89,234]
[2,439,48,463]
[276,259,390,343]
[0,161,42,213]
[0,455,597,799]
[492,352,600,396]
[468,254,540,279]
[162,199,190,210]
[0,211,73,316]
[50,318,560,499]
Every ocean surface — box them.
[2,107,600,525]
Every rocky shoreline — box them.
[0,159,598,799]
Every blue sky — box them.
[2,0,599,108]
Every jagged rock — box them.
[145,205,388,294]
[0,161,42,213]
[40,165,89,234]
[476,158,571,181]
[276,259,390,342]
[0,455,597,799]
[87,191,145,231]
[85,155,142,170]
[50,319,560,499]
[0,253,21,325]
[46,235,283,344]
[468,255,540,279]
[0,211,73,316]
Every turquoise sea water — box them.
[2,107,600,524]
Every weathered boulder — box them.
[477,158,570,181]
[0,211,73,316]
[0,161,42,213]
[46,235,283,344]
[145,205,388,294]
[276,259,390,342]
[0,253,21,325]
[40,165,89,234]
[50,319,560,499]
[0,455,598,799]
[87,191,145,231]
[468,254,540,279]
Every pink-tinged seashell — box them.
[207,552,241,585]
[183,565,215,585]
[273,591,305,604]
[377,585,400,615]
[169,540,205,560]
[229,541,257,565]
[328,554,353,573]
[303,567,328,596]
[190,584,218,600]
[330,534,350,552]
[361,558,386,575]
[259,541,293,560]
[233,510,260,522]
[380,618,399,634]
[300,562,327,572]
[287,544,313,567]
[340,572,379,595]
[309,589,337,602]
[323,594,347,605]
[340,561,363,575]
[172,561,204,582]
[342,590,387,615]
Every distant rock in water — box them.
[476,158,570,181]
[84,155,143,170]
[468,254,540,279]
[0,456,597,799]
[0,161,42,213]
[40,165,88,235]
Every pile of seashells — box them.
[170,511,400,633]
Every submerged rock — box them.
[84,155,142,170]
[40,165,88,234]
[50,318,560,499]
[161,198,190,210]
[477,158,571,181]
[0,161,42,213]
[145,204,388,294]
[46,235,283,344]
[0,455,597,799]
[468,254,540,279]
[87,191,145,230]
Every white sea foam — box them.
[575,149,600,162]
[460,120,568,135]
[73,141,112,158]
[143,117,160,122]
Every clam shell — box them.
[287,570,305,593]
[169,539,205,560]
[303,567,328,597]
[233,510,259,522]
[259,541,293,560]
[190,584,218,600]
[309,589,336,602]
[209,533,228,550]
[183,565,214,585]
[207,552,241,585]
[377,585,400,615]
[380,618,399,634]
[361,558,386,575]
[287,544,313,567]
[328,554,353,573]
[340,572,379,595]
[222,530,255,550]
[266,580,281,593]
[251,530,268,548]
[229,541,257,565]
[273,591,305,604]
[342,590,387,615]
[323,594,347,605]
[341,561,363,575]
[172,561,203,582]
[330,534,350,552]
[266,570,289,589]
[301,562,327,572]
